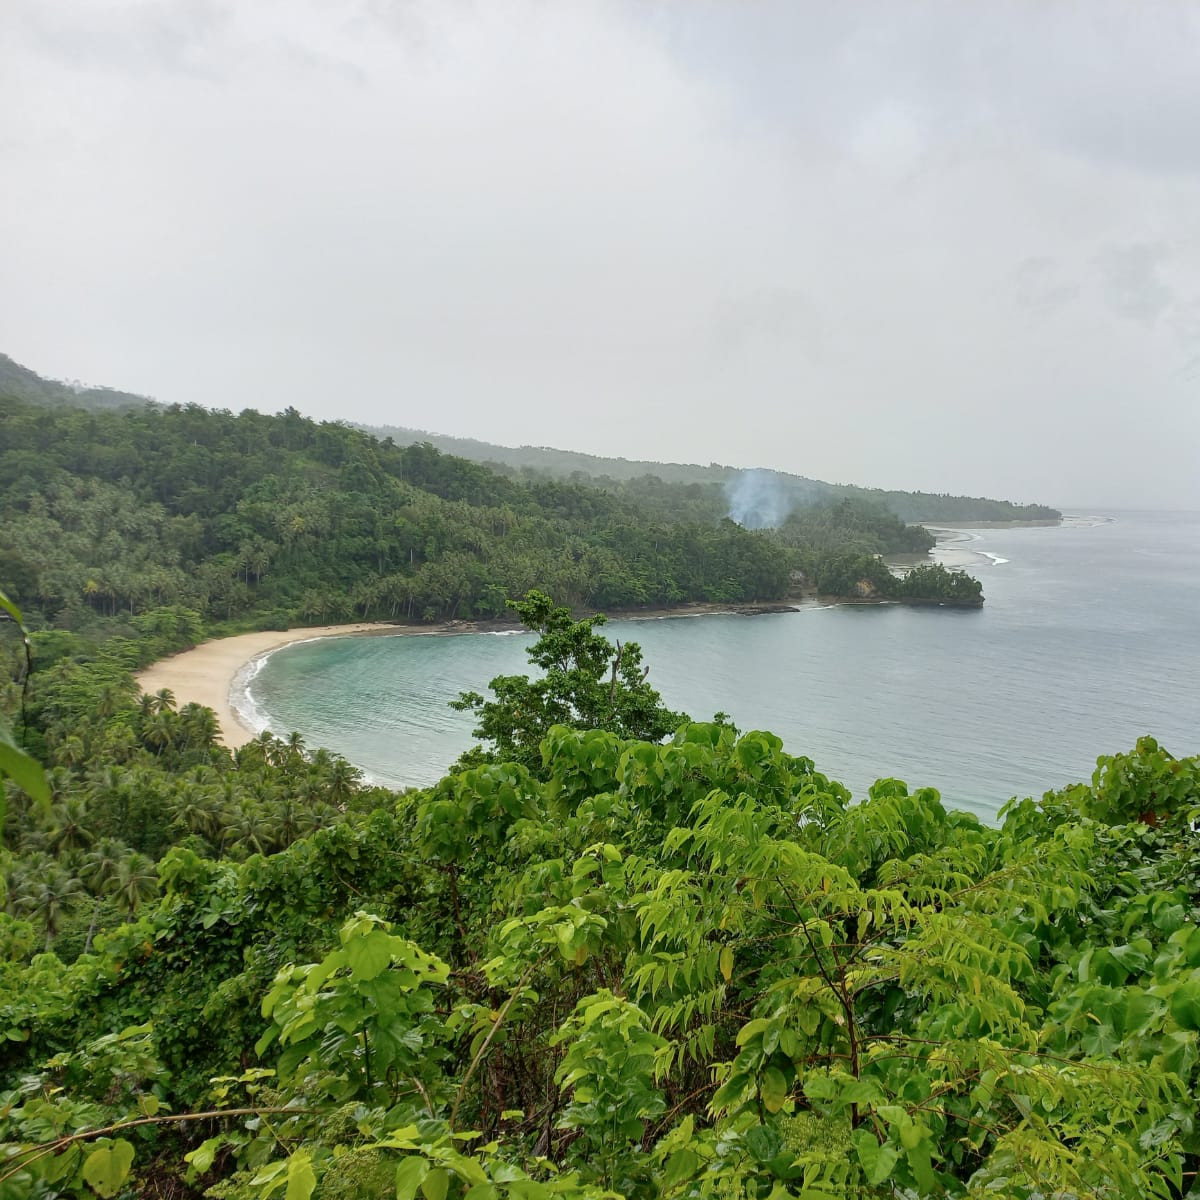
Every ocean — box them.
[238,512,1200,821]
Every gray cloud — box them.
[13,0,231,78]
[1013,258,1079,315]
[1097,243,1175,325]
[2,0,1199,508]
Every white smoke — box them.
[725,469,792,529]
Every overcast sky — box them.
[3,1,1200,508]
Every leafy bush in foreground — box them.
[0,725,1197,1199]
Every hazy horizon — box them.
[3,345,1194,514]
[4,1,1199,508]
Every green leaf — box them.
[736,1018,770,1046]
[761,1066,789,1113]
[462,1185,498,1200]
[663,1148,699,1186]
[421,1168,450,1200]
[905,1140,937,1194]
[853,1129,899,1186]
[0,722,49,805]
[82,1139,135,1198]
[185,1137,223,1175]
[346,928,393,982]
[719,945,734,983]
[1170,977,1200,1030]
[0,589,23,625]
[285,1150,317,1200]
[396,1156,430,1200]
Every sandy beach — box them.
[134,622,409,748]
[132,601,810,750]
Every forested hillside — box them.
[366,421,1062,525]
[0,394,795,628]
[0,354,149,412]
[0,352,1059,527]
[1,388,988,631]
[0,593,1196,1199]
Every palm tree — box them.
[82,837,127,895]
[227,802,271,859]
[178,702,219,752]
[54,736,89,770]
[112,852,158,919]
[142,710,178,754]
[45,796,96,855]
[326,757,361,809]
[80,837,128,952]
[169,785,222,843]
[15,863,84,949]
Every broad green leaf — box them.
[761,1065,789,1113]
[463,1185,498,1200]
[1170,978,1200,1030]
[736,1018,770,1047]
[286,1150,317,1200]
[346,928,393,981]
[0,723,49,805]
[664,1147,699,1186]
[719,945,734,983]
[853,1129,899,1186]
[82,1139,135,1198]
[0,589,24,625]
[396,1155,430,1200]
[421,1168,450,1200]
[185,1137,223,1175]
[905,1140,937,1194]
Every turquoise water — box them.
[241,513,1200,821]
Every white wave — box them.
[980,552,1010,566]
[483,629,524,636]
[228,651,277,738]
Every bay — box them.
[242,511,1200,821]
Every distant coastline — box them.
[137,519,1010,749]
[924,519,1061,529]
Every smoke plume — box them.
[725,469,792,529]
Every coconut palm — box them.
[169,783,223,844]
[326,757,361,809]
[178,702,219,751]
[80,837,128,952]
[112,852,158,919]
[45,796,96,855]
[15,863,84,949]
[227,802,271,859]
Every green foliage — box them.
[452,591,687,772]
[0,588,49,841]
[257,911,451,1105]
[365,416,1060,524]
[890,561,984,604]
[552,991,666,1191]
[0,392,799,630]
[1,556,1194,1199]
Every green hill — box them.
[1,351,1059,524]
[0,353,151,411]
[365,421,1061,525]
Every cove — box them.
[243,513,1200,822]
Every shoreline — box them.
[133,600,817,749]
[135,568,1000,751]
[135,622,416,749]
